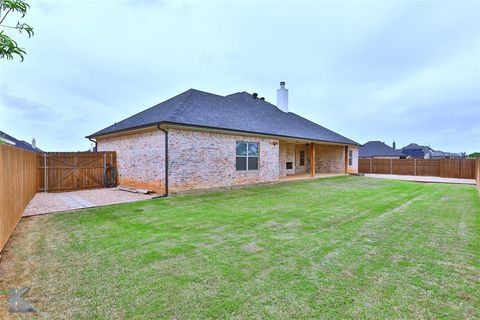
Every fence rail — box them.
[359,158,477,179]
[37,151,117,192]
[0,144,37,251]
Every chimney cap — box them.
[280,81,285,86]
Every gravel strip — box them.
[23,188,157,217]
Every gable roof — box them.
[87,89,359,145]
[0,131,41,152]
[359,141,404,158]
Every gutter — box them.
[157,124,169,197]
[88,137,97,151]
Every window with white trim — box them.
[348,149,353,166]
[236,142,259,171]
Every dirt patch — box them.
[242,242,262,253]
[0,217,42,318]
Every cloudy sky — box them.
[1,0,479,153]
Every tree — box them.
[0,0,33,61]
[468,152,480,159]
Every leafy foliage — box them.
[468,152,480,158]
[0,0,34,61]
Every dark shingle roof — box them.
[88,89,358,145]
[359,141,404,158]
[0,131,41,152]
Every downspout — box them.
[88,137,97,151]
[157,124,169,197]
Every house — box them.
[401,143,464,159]
[0,130,41,152]
[401,143,434,159]
[430,151,464,159]
[87,82,359,195]
[359,141,405,159]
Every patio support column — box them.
[310,143,315,177]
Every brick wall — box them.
[97,130,166,193]
[97,126,357,194]
[315,144,345,173]
[348,147,359,174]
[168,128,280,194]
[295,144,307,174]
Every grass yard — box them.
[0,176,479,319]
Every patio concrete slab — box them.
[364,174,476,185]
[23,188,157,217]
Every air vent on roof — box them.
[260,97,265,100]
[253,93,258,99]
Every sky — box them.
[0,0,479,153]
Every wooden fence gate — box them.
[37,152,117,192]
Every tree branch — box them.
[0,8,12,25]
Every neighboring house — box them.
[430,151,464,159]
[402,143,464,159]
[0,130,41,152]
[401,143,435,159]
[359,141,405,159]
[87,82,360,195]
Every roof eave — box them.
[87,121,361,146]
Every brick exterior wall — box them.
[96,130,166,193]
[314,144,345,173]
[168,128,279,194]
[347,146,359,174]
[96,126,358,194]
[295,144,307,174]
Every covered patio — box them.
[278,140,355,180]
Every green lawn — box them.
[1,176,479,319]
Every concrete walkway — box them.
[364,174,476,185]
[23,188,157,217]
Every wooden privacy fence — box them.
[359,158,477,179]
[37,151,117,192]
[0,144,37,251]
[476,159,480,190]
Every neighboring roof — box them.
[88,89,359,145]
[402,143,434,153]
[0,131,42,152]
[430,151,463,158]
[359,141,405,158]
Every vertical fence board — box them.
[0,145,37,251]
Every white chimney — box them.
[31,138,36,149]
[277,81,288,112]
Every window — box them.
[348,149,353,166]
[236,142,259,171]
[299,150,305,166]
[286,162,293,170]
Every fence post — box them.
[390,158,393,174]
[43,153,48,192]
[370,158,372,173]
[414,159,416,176]
[102,152,106,185]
